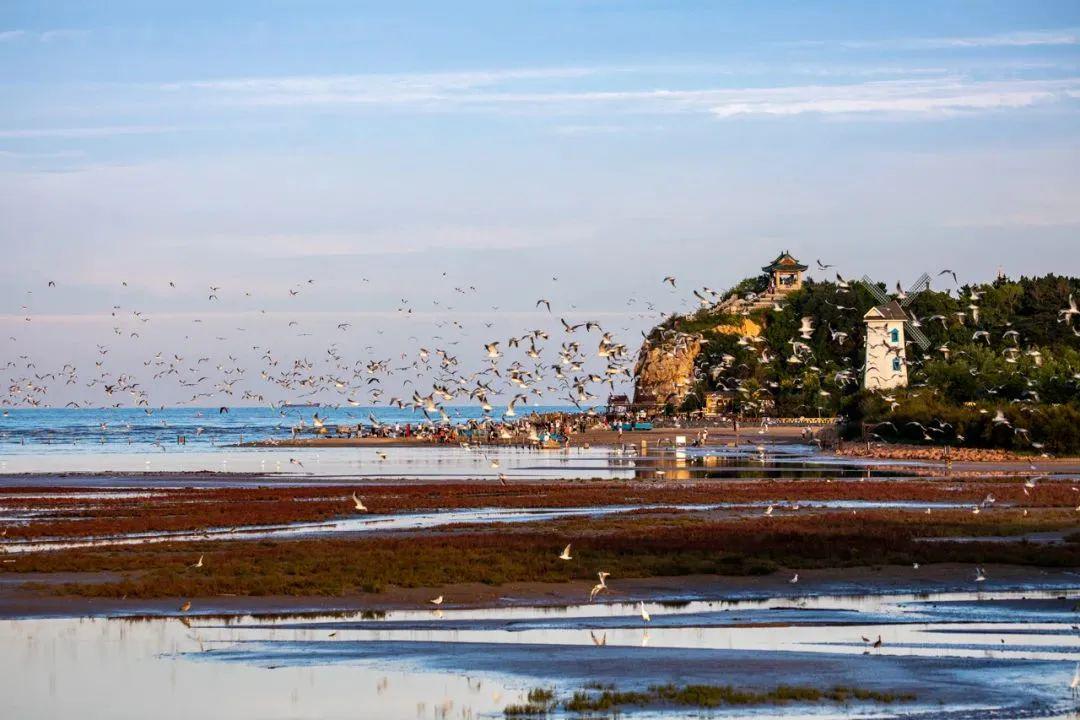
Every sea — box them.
[0,405,588,456]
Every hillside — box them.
[634,273,1080,453]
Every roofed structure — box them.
[863,300,909,321]
[762,250,807,294]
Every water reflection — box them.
[0,442,956,483]
[2,589,1078,719]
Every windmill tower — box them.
[859,274,931,390]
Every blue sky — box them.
[2,1,1079,404]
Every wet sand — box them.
[3,563,1077,620]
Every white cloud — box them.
[834,29,1080,50]
[0,125,178,139]
[149,66,1080,120]
[708,78,1080,118]
[0,28,86,43]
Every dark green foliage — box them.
[676,272,1080,450]
[558,683,914,712]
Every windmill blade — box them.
[901,273,931,307]
[859,276,890,305]
[908,324,931,350]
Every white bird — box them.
[191,554,204,569]
[351,492,367,512]
[798,316,814,340]
[558,543,573,561]
[639,601,651,623]
[789,573,799,584]
[764,505,774,516]
[974,567,987,583]
[429,595,444,606]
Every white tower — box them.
[863,301,909,390]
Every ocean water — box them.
[0,405,587,455]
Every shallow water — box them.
[2,589,1078,719]
[0,441,946,484]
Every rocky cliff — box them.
[632,313,764,409]
[632,335,702,408]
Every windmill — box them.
[859,273,931,349]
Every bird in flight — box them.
[352,493,367,511]
[191,554,203,569]
[558,543,573,560]
[639,601,651,623]
[662,276,676,288]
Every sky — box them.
[1,1,1079,407]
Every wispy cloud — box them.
[157,68,1080,120]
[708,78,1080,118]
[0,28,87,43]
[840,28,1079,50]
[0,125,178,139]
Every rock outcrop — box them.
[632,335,702,408]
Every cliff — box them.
[632,334,702,408]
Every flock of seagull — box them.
[5,266,1078,442]
[3,275,676,431]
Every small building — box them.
[762,251,807,294]
[605,394,631,420]
[703,390,736,416]
[863,300,909,389]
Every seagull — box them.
[590,630,607,646]
[974,567,987,583]
[789,573,799,584]
[289,457,304,468]
[558,543,573,561]
[429,595,444,606]
[191,554,204,569]
[351,492,367,511]
[639,601,651,623]
[764,504,773,516]
[1060,294,1079,323]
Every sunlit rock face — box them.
[632,334,702,409]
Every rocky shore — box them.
[837,442,1042,463]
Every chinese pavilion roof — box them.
[762,251,808,273]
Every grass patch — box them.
[555,683,915,712]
